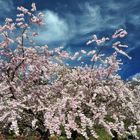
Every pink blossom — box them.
[31,3,36,12]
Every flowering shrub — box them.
[0,2,139,140]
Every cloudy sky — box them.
[0,0,140,79]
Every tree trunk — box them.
[71,131,78,140]
[112,131,118,140]
[127,135,135,140]
[41,130,50,140]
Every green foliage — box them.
[138,129,140,139]
[59,136,67,140]
[104,116,115,123]
[49,135,58,140]
[95,127,112,140]
[2,127,140,140]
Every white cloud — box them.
[37,3,125,45]
[78,4,104,34]
[37,10,70,43]
[129,72,140,81]
[128,14,140,26]
[78,2,126,34]
[0,0,14,17]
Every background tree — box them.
[0,2,139,140]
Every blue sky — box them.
[0,0,140,79]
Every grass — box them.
[94,127,112,140]
[0,128,140,140]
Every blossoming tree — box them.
[0,2,139,140]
